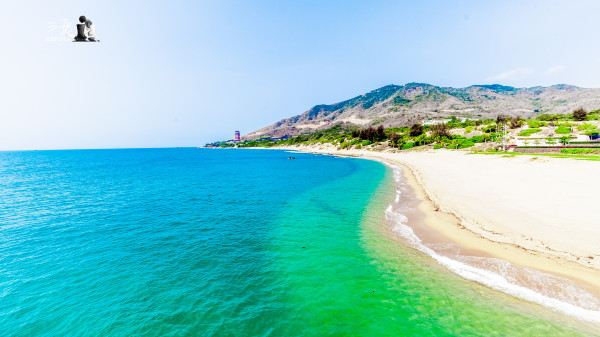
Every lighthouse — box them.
[234,131,241,143]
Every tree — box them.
[359,127,375,141]
[559,136,571,146]
[510,117,522,129]
[409,123,424,137]
[374,125,386,142]
[388,133,401,146]
[496,114,508,125]
[431,123,450,138]
[359,126,386,142]
[414,134,427,146]
[573,107,588,121]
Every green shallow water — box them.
[268,156,597,336]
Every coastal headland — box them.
[275,145,600,293]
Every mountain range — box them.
[246,83,600,139]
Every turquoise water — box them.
[0,148,596,336]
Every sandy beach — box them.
[276,145,600,292]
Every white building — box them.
[421,117,467,126]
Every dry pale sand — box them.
[276,144,600,290]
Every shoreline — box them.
[270,144,600,320]
[386,155,600,291]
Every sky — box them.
[1,0,600,150]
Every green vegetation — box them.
[561,148,599,154]
[207,105,600,155]
[211,121,501,152]
[577,123,596,131]
[393,96,411,106]
[555,126,571,134]
[518,128,542,136]
[401,142,415,150]
[449,139,475,149]
[575,124,600,136]
[559,136,571,146]
[356,85,402,109]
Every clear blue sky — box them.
[1,0,600,150]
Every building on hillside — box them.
[234,131,241,143]
[422,118,451,125]
[421,117,467,126]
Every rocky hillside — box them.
[245,83,600,139]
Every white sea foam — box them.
[383,163,600,324]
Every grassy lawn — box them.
[470,150,600,161]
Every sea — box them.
[0,148,598,336]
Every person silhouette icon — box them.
[73,16,88,42]
[70,15,100,42]
[84,19,99,42]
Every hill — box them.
[245,83,600,139]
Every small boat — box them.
[287,157,295,159]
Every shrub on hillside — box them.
[430,123,451,138]
[573,107,588,121]
[401,142,414,150]
[518,128,542,136]
[555,126,571,134]
[469,135,490,143]
[452,139,475,149]
[496,114,509,124]
[577,123,596,131]
[350,138,362,145]
[510,117,522,129]
[409,123,424,137]
[457,140,475,149]
[537,114,563,122]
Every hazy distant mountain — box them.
[245,83,600,139]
